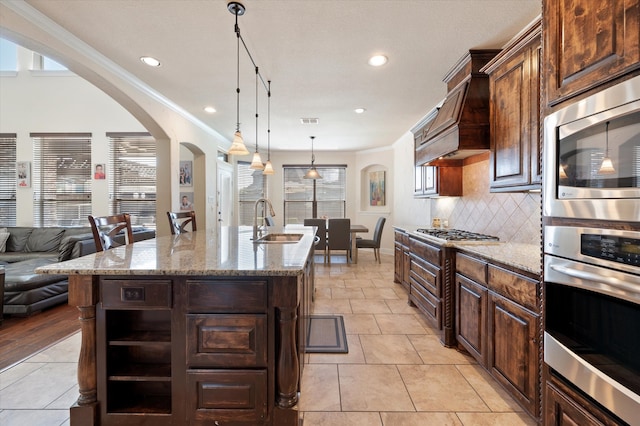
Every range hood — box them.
[414,50,500,166]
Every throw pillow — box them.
[0,231,9,252]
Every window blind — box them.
[32,133,92,227]
[108,133,156,229]
[237,161,266,226]
[283,165,346,224]
[0,133,17,225]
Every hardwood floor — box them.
[0,303,80,371]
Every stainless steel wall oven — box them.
[543,75,640,222]
[544,226,640,425]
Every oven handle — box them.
[549,263,640,302]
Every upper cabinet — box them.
[543,0,640,109]
[483,17,542,192]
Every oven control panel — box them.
[581,234,640,267]
[545,226,640,275]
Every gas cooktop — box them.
[415,228,500,242]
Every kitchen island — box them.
[36,226,316,426]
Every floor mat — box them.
[305,315,348,353]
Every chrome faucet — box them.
[253,198,276,240]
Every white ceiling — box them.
[7,0,541,152]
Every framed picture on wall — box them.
[180,160,193,186]
[180,192,194,211]
[17,161,31,188]
[369,170,385,206]
[94,163,106,179]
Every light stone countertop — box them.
[35,226,316,277]
[393,224,541,275]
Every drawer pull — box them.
[121,287,145,302]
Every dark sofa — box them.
[0,226,155,316]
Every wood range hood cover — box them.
[416,50,501,165]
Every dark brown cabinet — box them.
[409,238,443,331]
[455,252,541,421]
[483,17,542,192]
[543,0,640,109]
[414,164,463,198]
[393,229,410,292]
[488,291,539,416]
[92,273,307,426]
[455,253,488,366]
[545,371,624,426]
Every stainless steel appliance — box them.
[543,75,640,222]
[544,225,640,425]
[415,228,500,242]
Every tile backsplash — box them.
[432,158,541,245]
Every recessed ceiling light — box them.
[204,106,216,113]
[140,56,161,67]
[368,55,388,67]
[354,108,366,114]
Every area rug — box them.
[305,315,348,353]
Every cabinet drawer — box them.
[409,257,440,297]
[187,280,268,313]
[487,265,538,311]
[410,237,441,265]
[187,314,267,367]
[409,277,441,328]
[187,369,267,425]
[101,279,172,309]
[456,253,487,285]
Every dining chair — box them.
[356,216,386,263]
[327,218,351,264]
[167,211,197,234]
[304,218,327,263]
[88,213,134,252]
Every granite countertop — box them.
[35,226,316,277]
[393,224,541,275]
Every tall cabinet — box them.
[483,17,542,192]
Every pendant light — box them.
[249,66,264,170]
[262,80,275,175]
[597,121,616,175]
[303,136,322,179]
[227,2,249,156]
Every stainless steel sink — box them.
[254,233,303,243]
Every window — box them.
[0,38,18,72]
[32,52,68,71]
[32,133,92,227]
[283,165,346,224]
[0,133,17,225]
[238,161,266,226]
[108,133,156,229]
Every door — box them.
[216,160,233,227]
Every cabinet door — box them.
[545,374,620,426]
[489,36,541,191]
[488,292,539,416]
[455,274,487,366]
[394,243,403,283]
[402,248,411,292]
[544,0,640,107]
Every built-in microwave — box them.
[543,75,640,222]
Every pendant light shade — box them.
[229,131,249,155]
[227,2,249,156]
[263,160,275,174]
[304,136,322,179]
[597,121,616,175]
[250,151,264,169]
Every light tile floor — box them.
[0,251,536,426]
